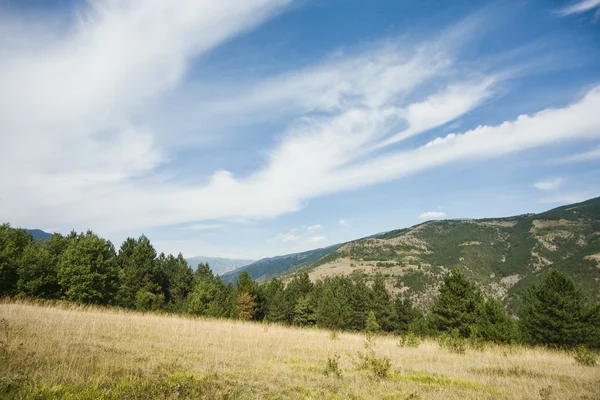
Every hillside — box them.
[25,229,52,241]
[221,244,342,283]
[2,301,598,400]
[186,256,254,276]
[302,197,600,311]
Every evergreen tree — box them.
[264,278,287,323]
[316,282,348,329]
[392,297,421,334]
[57,231,118,304]
[365,310,380,336]
[473,297,518,344]
[293,295,316,326]
[283,273,313,323]
[236,270,265,320]
[370,275,394,332]
[236,292,255,321]
[519,270,589,347]
[429,269,483,338]
[117,235,162,309]
[345,275,370,331]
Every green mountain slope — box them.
[297,197,600,311]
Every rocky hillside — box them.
[299,197,600,311]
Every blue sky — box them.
[1,0,599,260]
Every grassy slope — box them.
[304,197,600,311]
[1,301,599,400]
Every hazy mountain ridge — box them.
[221,244,342,284]
[26,229,52,241]
[186,256,254,276]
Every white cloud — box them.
[178,223,222,231]
[418,211,447,220]
[558,0,600,15]
[306,224,322,233]
[554,147,600,163]
[310,236,327,242]
[2,5,600,241]
[534,178,565,191]
[282,233,299,243]
[339,219,349,227]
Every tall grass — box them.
[1,299,599,399]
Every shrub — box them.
[355,339,392,379]
[323,354,342,378]
[397,332,421,348]
[574,345,597,366]
[438,329,466,354]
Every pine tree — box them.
[519,270,589,347]
[473,297,518,344]
[365,311,380,337]
[392,297,421,334]
[370,275,394,332]
[430,269,483,338]
[293,295,316,326]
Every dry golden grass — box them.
[1,300,599,399]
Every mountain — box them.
[186,256,254,276]
[221,244,343,284]
[225,197,600,311]
[26,229,52,241]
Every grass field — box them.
[1,301,599,399]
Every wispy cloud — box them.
[558,0,600,15]
[534,178,565,191]
[306,224,322,233]
[179,223,222,231]
[310,236,327,242]
[418,211,447,220]
[554,147,600,163]
[338,219,349,227]
[2,4,600,240]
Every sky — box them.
[0,0,599,260]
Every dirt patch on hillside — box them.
[500,274,521,288]
[459,241,481,246]
[584,253,600,267]
[480,220,517,228]
[308,257,416,281]
[531,219,580,231]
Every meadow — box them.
[1,301,598,399]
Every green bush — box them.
[397,332,421,348]
[438,330,467,354]
[323,354,342,378]
[574,345,597,366]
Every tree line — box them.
[1,223,598,348]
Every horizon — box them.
[1,1,600,259]
[17,193,600,261]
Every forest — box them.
[1,223,599,349]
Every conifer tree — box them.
[519,270,589,347]
[473,297,518,344]
[430,269,483,337]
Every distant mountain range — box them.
[26,229,53,241]
[221,197,600,311]
[186,256,254,276]
[221,244,343,283]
